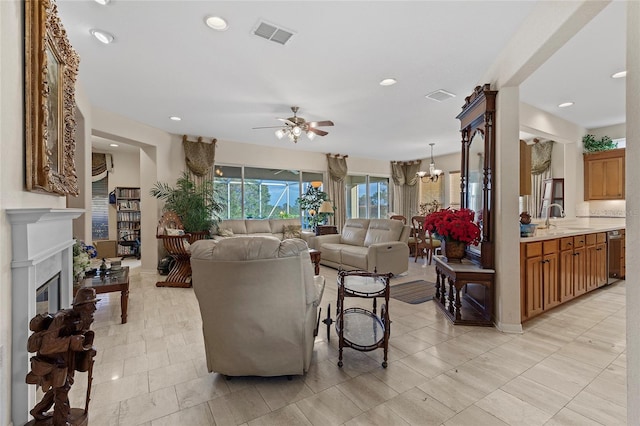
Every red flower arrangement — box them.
[423,208,481,246]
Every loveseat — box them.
[313,218,411,275]
[190,236,325,377]
[212,218,315,244]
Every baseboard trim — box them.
[495,320,523,334]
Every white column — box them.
[626,1,640,422]
[493,86,523,333]
[140,146,158,273]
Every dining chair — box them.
[410,215,441,264]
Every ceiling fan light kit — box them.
[254,106,334,143]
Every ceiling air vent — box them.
[253,21,295,45]
[425,89,456,102]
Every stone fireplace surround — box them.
[7,208,84,426]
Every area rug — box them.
[390,280,436,304]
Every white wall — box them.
[215,137,389,176]
[1,1,68,423]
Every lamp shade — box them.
[310,181,323,188]
[318,201,334,214]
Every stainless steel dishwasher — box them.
[607,230,624,283]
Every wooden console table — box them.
[315,225,338,236]
[433,256,494,326]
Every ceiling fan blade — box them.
[252,126,285,129]
[277,118,296,126]
[308,127,329,137]
[308,120,334,128]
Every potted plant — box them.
[151,171,222,237]
[296,185,331,230]
[582,134,617,152]
[423,208,481,262]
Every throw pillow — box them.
[283,224,302,239]
[218,228,234,237]
[166,228,185,236]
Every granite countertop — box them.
[520,218,625,242]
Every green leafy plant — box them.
[150,171,222,233]
[296,185,331,229]
[582,134,617,153]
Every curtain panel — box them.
[91,153,112,182]
[528,140,554,217]
[327,154,348,231]
[183,135,217,187]
[390,160,421,219]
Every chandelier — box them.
[417,143,443,182]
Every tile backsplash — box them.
[576,200,626,218]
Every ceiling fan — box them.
[253,106,334,143]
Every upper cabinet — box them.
[584,148,625,200]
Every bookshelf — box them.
[115,187,141,258]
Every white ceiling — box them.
[56,1,626,161]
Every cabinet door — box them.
[543,252,560,309]
[584,150,625,200]
[524,256,544,320]
[560,249,574,302]
[573,246,587,296]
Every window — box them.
[213,165,322,224]
[244,167,301,219]
[346,175,389,219]
[449,171,461,209]
[213,166,243,219]
[91,176,109,239]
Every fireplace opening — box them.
[36,272,61,315]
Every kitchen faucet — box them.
[544,203,566,228]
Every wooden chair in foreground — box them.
[411,215,441,265]
[156,211,197,288]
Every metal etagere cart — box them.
[330,270,393,368]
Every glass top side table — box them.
[335,270,392,368]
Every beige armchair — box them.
[189,236,325,377]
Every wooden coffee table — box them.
[309,249,321,275]
[76,266,130,324]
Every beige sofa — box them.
[313,218,411,275]
[190,236,325,377]
[212,218,314,244]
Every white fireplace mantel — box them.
[7,208,84,426]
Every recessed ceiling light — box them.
[558,102,574,108]
[90,29,114,44]
[611,71,627,79]
[205,16,229,31]
[94,0,110,5]
[169,116,182,121]
[379,78,397,86]
[109,143,119,147]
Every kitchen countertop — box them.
[520,218,625,242]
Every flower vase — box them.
[442,239,466,263]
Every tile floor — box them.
[67,257,627,425]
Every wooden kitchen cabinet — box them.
[522,230,611,322]
[573,235,587,297]
[559,235,587,301]
[586,233,607,291]
[520,239,559,321]
[584,148,625,200]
